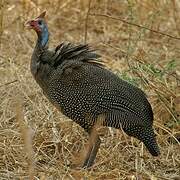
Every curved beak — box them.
[24,20,33,29]
[24,20,37,29]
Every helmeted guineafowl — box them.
[25,11,160,168]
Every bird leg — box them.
[82,130,101,168]
[81,114,105,168]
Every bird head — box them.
[25,11,49,47]
[25,11,47,34]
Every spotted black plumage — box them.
[26,11,160,168]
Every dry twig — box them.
[89,13,180,40]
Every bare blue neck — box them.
[37,25,49,48]
[31,24,49,76]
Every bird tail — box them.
[124,126,160,156]
[142,132,160,156]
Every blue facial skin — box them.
[41,25,49,47]
[38,20,49,47]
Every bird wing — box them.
[51,42,102,68]
[96,87,154,126]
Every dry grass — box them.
[0,0,180,179]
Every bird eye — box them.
[38,20,42,25]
